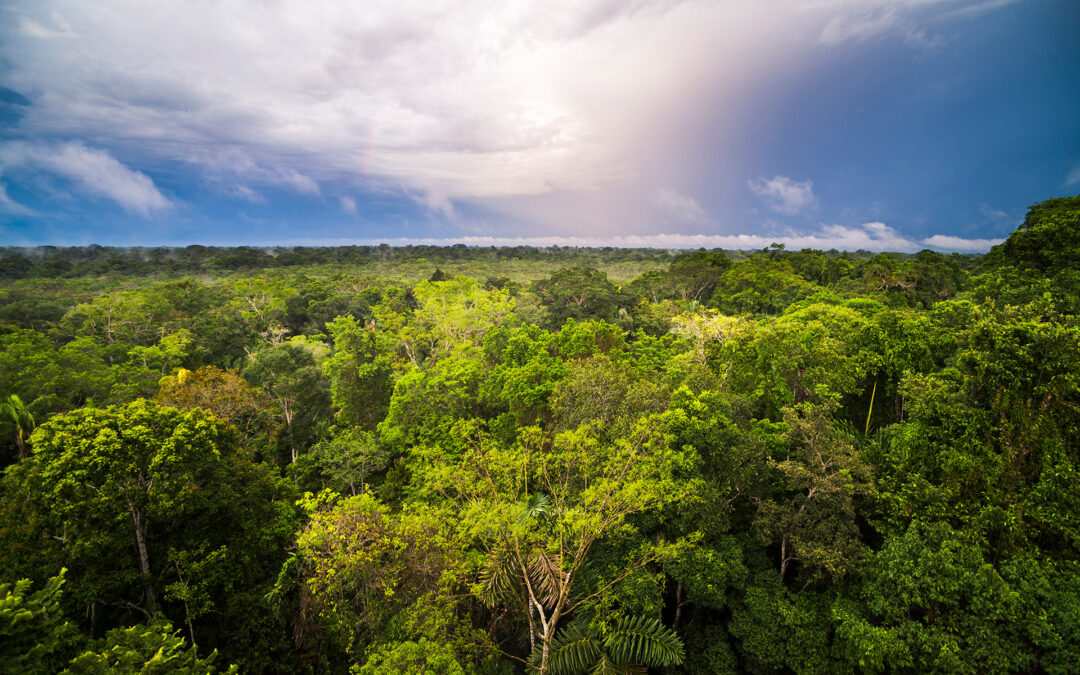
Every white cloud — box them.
[920,234,1003,251]
[408,187,455,218]
[193,149,320,197]
[1066,163,1080,187]
[818,9,898,46]
[651,187,708,224]
[274,168,320,196]
[339,195,357,214]
[16,10,75,39]
[939,0,1023,20]
[277,221,993,253]
[0,0,1016,233]
[0,141,171,216]
[818,6,945,50]
[0,1,997,205]
[748,175,816,215]
[229,184,265,203]
[0,182,36,215]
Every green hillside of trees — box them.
[2,195,1079,673]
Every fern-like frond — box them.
[602,616,684,668]
[478,550,517,607]
[544,621,602,675]
[568,560,600,607]
[587,652,628,675]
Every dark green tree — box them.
[532,267,632,328]
[243,343,332,463]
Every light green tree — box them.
[424,418,696,673]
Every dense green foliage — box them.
[1,195,1077,673]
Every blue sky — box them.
[1,0,1077,250]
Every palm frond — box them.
[568,560,600,606]
[528,549,563,608]
[543,621,602,675]
[518,491,552,524]
[587,653,629,675]
[478,550,517,607]
[602,615,685,668]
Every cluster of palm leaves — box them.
[0,394,35,459]
[477,492,684,674]
[538,615,684,675]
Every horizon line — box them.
[3,231,1004,253]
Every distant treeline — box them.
[0,244,675,278]
[0,242,979,279]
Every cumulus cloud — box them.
[651,187,709,224]
[748,175,816,215]
[920,234,1004,251]
[0,141,171,216]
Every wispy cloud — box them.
[339,195,357,215]
[16,10,75,39]
[818,6,946,50]
[1066,163,1080,187]
[408,187,455,218]
[939,0,1023,21]
[275,169,320,196]
[228,184,265,203]
[0,182,36,215]
[818,9,899,46]
[748,175,816,215]
[651,187,708,224]
[0,141,171,216]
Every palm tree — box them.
[1,394,35,458]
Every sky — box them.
[0,0,1078,251]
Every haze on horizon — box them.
[0,0,1077,251]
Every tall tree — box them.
[425,418,696,673]
[18,401,240,616]
[243,344,331,463]
[3,399,298,669]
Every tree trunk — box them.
[126,497,157,615]
[674,581,685,627]
[538,597,566,674]
[779,536,790,583]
